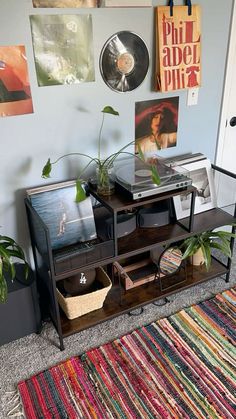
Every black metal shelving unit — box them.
[25,165,236,350]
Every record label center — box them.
[117,53,135,75]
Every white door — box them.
[216,1,236,210]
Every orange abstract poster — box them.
[0,45,33,117]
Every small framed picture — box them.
[27,180,97,250]
[173,158,217,220]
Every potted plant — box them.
[180,228,236,270]
[0,234,28,303]
[42,106,161,202]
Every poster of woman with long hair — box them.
[135,97,179,160]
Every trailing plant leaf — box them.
[102,106,119,116]
[150,166,161,186]
[75,180,87,202]
[137,143,145,162]
[42,158,52,178]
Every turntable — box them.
[114,157,192,199]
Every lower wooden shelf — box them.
[60,258,228,338]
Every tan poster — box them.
[32,0,98,7]
[30,14,95,86]
[155,5,201,92]
[0,45,33,117]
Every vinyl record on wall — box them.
[99,31,149,93]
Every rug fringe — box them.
[5,390,25,418]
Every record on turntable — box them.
[99,31,149,93]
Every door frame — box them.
[216,0,236,167]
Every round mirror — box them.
[159,247,183,275]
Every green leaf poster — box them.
[30,14,95,86]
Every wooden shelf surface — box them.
[180,207,235,233]
[60,258,228,338]
[90,185,196,212]
[119,208,236,258]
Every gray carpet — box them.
[0,252,235,418]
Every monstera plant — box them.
[0,234,28,303]
[42,106,161,201]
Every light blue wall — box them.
[0,0,233,251]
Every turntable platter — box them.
[135,169,152,178]
[116,164,154,187]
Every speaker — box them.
[105,212,137,239]
[137,202,170,228]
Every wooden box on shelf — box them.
[113,254,158,290]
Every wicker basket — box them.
[56,267,112,320]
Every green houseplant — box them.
[42,106,161,202]
[180,228,236,271]
[0,234,28,303]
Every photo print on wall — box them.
[135,97,179,160]
[0,45,33,117]
[30,14,95,86]
[32,0,98,7]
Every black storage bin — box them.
[0,264,41,345]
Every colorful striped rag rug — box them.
[17,287,236,418]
